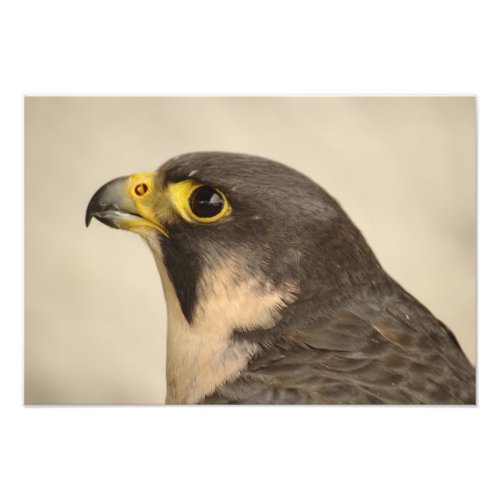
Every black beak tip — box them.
[85,197,97,227]
[85,182,107,227]
[85,210,93,227]
[85,176,129,229]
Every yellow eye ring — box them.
[168,179,231,224]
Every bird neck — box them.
[147,237,297,403]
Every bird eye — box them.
[189,186,225,219]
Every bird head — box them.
[86,152,381,402]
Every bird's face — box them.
[86,152,351,323]
[86,152,382,403]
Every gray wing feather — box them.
[203,283,475,404]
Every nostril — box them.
[135,183,148,196]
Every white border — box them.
[2,1,498,499]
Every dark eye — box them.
[189,186,225,219]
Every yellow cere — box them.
[168,179,231,223]
[126,172,169,237]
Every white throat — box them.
[146,236,297,404]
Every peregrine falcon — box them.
[86,152,475,404]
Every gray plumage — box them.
[87,152,475,404]
[204,281,474,404]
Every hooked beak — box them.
[85,172,168,237]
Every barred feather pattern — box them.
[203,280,475,404]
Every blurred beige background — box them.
[25,96,476,404]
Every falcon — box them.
[86,152,475,404]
